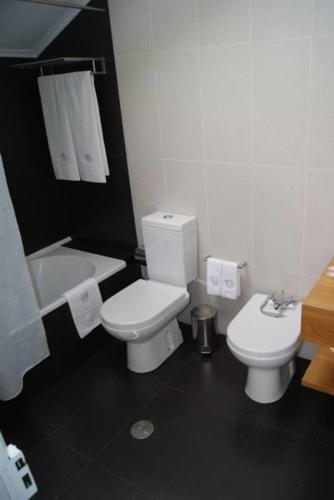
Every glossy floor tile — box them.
[1,326,333,499]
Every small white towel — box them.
[222,261,240,300]
[64,278,103,338]
[206,257,223,296]
[38,71,109,183]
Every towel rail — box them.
[11,57,107,76]
[17,0,106,13]
[203,256,247,269]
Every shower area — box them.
[0,0,140,406]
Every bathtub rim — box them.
[27,244,126,317]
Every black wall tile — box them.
[0,0,136,254]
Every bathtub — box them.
[28,245,126,316]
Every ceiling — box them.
[0,0,90,59]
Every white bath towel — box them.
[38,75,80,181]
[206,257,223,296]
[38,71,109,183]
[64,278,103,338]
[222,260,240,300]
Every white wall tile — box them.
[197,0,250,46]
[254,166,305,274]
[156,50,203,160]
[127,158,167,245]
[313,0,334,36]
[201,44,251,163]
[300,274,318,299]
[298,342,320,361]
[109,0,334,358]
[253,39,310,167]
[303,169,334,276]
[165,160,209,254]
[206,164,252,263]
[252,0,312,41]
[252,265,301,299]
[178,279,212,324]
[108,0,152,55]
[116,54,161,158]
[149,0,197,51]
[310,37,334,170]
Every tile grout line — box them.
[147,0,169,212]
[249,0,255,288]
[194,0,211,275]
[114,33,325,60]
[126,154,334,172]
[293,438,318,500]
[298,0,315,295]
[54,461,92,500]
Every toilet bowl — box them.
[227,294,301,404]
[100,212,198,373]
[101,279,189,372]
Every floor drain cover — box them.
[130,420,154,440]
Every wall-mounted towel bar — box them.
[11,57,107,76]
[17,0,106,13]
[203,256,247,269]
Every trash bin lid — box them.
[191,304,217,320]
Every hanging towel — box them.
[64,278,103,338]
[38,74,80,181]
[38,71,109,183]
[206,257,223,296]
[222,261,240,300]
[0,155,49,401]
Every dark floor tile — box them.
[296,442,334,499]
[97,426,168,488]
[317,397,334,450]
[45,355,122,415]
[100,386,256,495]
[95,337,127,373]
[229,424,314,500]
[29,437,88,500]
[1,420,47,456]
[0,394,68,455]
[259,365,330,440]
[54,373,161,458]
[168,341,263,418]
[58,462,143,500]
[134,492,157,500]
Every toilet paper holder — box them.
[203,256,247,269]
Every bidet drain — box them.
[130,420,154,440]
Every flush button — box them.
[163,214,173,219]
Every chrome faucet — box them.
[260,290,297,318]
[269,290,296,311]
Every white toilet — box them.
[100,212,198,373]
[227,294,301,404]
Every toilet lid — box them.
[100,279,189,332]
[227,294,301,358]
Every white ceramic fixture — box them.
[227,294,301,404]
[100,212,198,373]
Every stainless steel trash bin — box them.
[191,305,217,355]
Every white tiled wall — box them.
[108,0,334,336]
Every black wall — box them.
[0,0,137,255]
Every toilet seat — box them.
[100,279,189,334]
[227,294,301,359]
